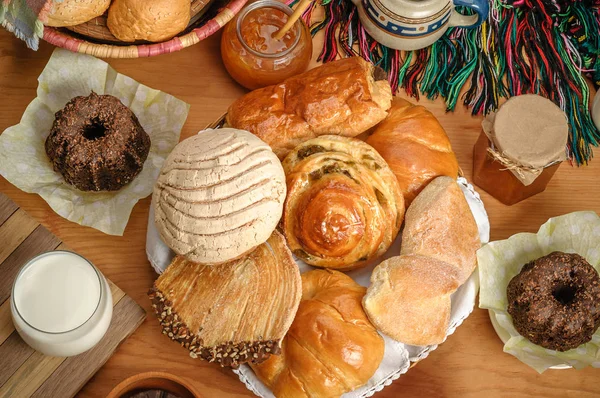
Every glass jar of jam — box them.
[472,95,568,206]
[221,0,312,90]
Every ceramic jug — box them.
[352,0,489,51]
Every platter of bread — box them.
[145,57,490,397]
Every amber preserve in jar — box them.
[221,0,312,90]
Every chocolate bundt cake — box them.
[45,92,151,192]
[507,252,600,351]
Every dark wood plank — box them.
[31,296,146,398]
[0,225,61,305]
[0,194,18,227]
[0,332,35,387]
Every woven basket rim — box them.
[42,0,249,58]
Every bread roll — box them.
[401,176,480,283]
[227,57,393,159]
[44,0,111,27]
[366,98,459,206]
[149,231,301,368]
[363,176,480,346]
[107,0,190,42]
[282,135,404,270]
[153,129,286,265]
[251,269,384,397]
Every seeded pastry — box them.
[148,231,301,368]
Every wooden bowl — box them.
[43,0,249,58]
[107,372,202,398]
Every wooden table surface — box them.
[1,27,599,398]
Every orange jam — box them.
[221,0,312,90]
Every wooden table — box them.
[1,27,599,398]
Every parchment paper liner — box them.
[0,49,190,235]
[478,211,600,373]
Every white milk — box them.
[14,252,101,333]
[11,251,113,357]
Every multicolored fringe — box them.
[289,0,600,165]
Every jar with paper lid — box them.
[473,94,569,206]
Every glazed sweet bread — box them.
[226,57,393,159]
[363,176,480,346]
[153,128,286,265]
[149,231,301,368]
[282,135,404,271]
[251,269,384,397]
[366,98,459,206]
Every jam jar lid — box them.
[491,94,568,169]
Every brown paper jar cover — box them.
[474,94,568,205]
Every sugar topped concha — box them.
[153,128,286,264]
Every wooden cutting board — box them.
[0,193,146,398]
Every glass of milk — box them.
[10,251,113,357]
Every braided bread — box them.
[363,176,480,346]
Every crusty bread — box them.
[363,176,480,346]
[251,269,384,397]
[149,231,301,368]
[401,176,480,283]
[366,98,459,206]
[44,0,111,27]
[107,0,190,42]
[226,57,393,159]
[153,128,286,265]
[281,135,404,270]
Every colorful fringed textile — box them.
[290,0,600,165]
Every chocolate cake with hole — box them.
[45,92,150,191]
[507,251,600,351]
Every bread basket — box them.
[42,0,248,58]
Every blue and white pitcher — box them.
[352,0,489,51]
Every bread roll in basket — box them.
[42,0,249,58]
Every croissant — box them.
[363,176,480,346]
[282,135,404,271]
[366,98,459,206]
[226,57,393,159]
[251,269,385,397]
[148,231,301,368]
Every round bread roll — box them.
[107,0,191,42]
[282,135,404,271]
[44,0,111,27]
[153,128,286,265]
[251,269,385,397]
[366,98,459,207]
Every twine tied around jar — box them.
[485,147,543,183]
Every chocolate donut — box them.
[507,252,600,351]
[45,92,151,191]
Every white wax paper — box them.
[478,211,600,373]
[0,49,189,235]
